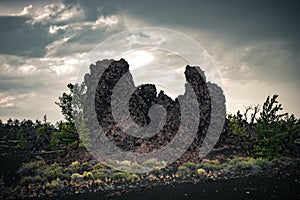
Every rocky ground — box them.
[1,146,299,199]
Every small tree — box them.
[253,95,299,159]
[53,82,87,148]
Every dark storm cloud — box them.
[0,75,48,92]
[108,0,300,44]
[0,1,116,58]
[0,0,299,120]
[0,15,54,57]
[62,0,118,21]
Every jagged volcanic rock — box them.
[84,59,220,164]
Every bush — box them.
[92,171,106,180]
[41,163,64,181]
[142,159,160,168]
[177,165,187,171]
[199,159,220,171]
[111,172,130,180]
[18,159,46,177]
[93,162,107,170]
[83,171,94,180]
[228,157,268,169]
[46,178,62,189]
[23,160,46,173]
[197,168,206,175]
[126,173,140,182]
[253,95,299,159]
[182,162,199,169]
[20,175,46,185]
[71,173,84,182]
[228,114,248,136]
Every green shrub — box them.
[253,157,269,167]
[177,165,187,171]
[46,178,62,189]
[126,173,140,182]
[20,175,46,185]
[92,171,106,180]
[71,173,83,182]
[228,157,268,169]
[197,168,206,175]
[83,171,93,180]
[183,162,199,169]
[253,95,299,159]
[228,115,247,136]
[93,162,107,170]
[199,159,220,171]
[41,163,64,181]
[24,160,46,173]
[177,165,192,176]
[20,176,34,185]
[143,159,160,168]
[70,161,80,168]
[114,165,133,172]
[111,172,130,180]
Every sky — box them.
[0,0,299,123]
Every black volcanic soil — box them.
[51,175,300,200]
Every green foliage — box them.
[55,83,74,122]
[182,161,200,169]
[46,178,62,189]
[142,159,167,170]
[36,121,52,150]
[228,114,248,136]
[71,173,84,182]
[17,132,26,149]
[228,157,269,169]
[177,165,192,175]
[77,114,91,148]
[92,171,105,180]
[126,173,140,182]
[260,95,286,123]
[197,168,206,175]
[253,95,299,159]
[20,175,46,185]
[82,171,94,180]
[53,82,87,148]
[23,160,46,174]
[199,159,220,171]
[50,121,78,148]
[40,163,65,181]
[55,82,87,123]
[111,172,130,180]
[253,157,269,167]
[93,162,107,170]
[70,161,80,168]
[177,165,187,171]
[142,159,161,169]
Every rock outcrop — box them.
[84,59,224,164]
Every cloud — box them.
[209,40,300,85]
[0,15,53,57]
[0,2,122,58]
[0,0,299,121]
[0,53,86,121]
[0,93,15,108]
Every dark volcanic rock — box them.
[84,58,223,164]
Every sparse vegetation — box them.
[199,159,220,171]
[1,87,299,199]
